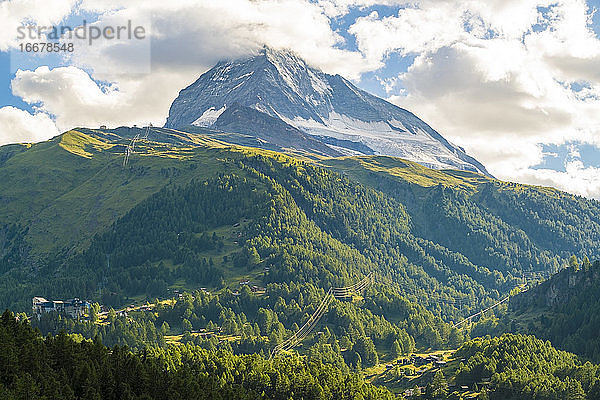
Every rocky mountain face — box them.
[211,103,341,156]
[511,261,600,309]
[165,47,491,175]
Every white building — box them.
[32,297,90,319]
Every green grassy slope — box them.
[0,129,234,254]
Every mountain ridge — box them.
[165,47,492,176]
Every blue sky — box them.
[1,0,600,197]
[2,9,100,110]
[534,143,600,171]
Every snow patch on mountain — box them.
[192,106,227,127]
[289,113,477,171]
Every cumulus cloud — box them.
[515,161,600,200]
[0,0,77,50]
[390,43,575,141]
[316,0,408,17]
[356,0,600,196]
[0,106,59,145]
[67,0,376,79]
[349,6,465,60]
[10,65,184,130]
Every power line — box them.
[122,133,140,168]
[452,296,510,328]
[270,273,374,359]
[452,283,528,328]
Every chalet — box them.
[411,354,443,366]
[251,285,265,293]
[32,297,90,319]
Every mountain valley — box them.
[2,49,600,400]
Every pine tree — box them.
[391,339,402,359]
[569,255,580,271]
[479,387,489,400]
[161,321,170,336]
[108,308,116,323]
[583,256,592,272]
[90,303,100,323]
[428,370,448,399]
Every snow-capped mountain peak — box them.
[165,47,491,176]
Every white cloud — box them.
[514,161,600,200]
[67,0,376,80]
[316,0,408,17]
[360,0,600,197]
[347,0,555,62]
[0,0,78,50]
[349,6,465,60]
[391,42,576,141]
[0,106,59,145]
[11,65,185,130]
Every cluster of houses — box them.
[411,354,447,367]
[32,297,90,319]
[390,353,448,369]
[233,279,265,296]
[395,354,480,397]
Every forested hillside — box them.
[452,333,600,400]
[0,311,397,400]
[6,311,600,400]
[2,129,600,376]
[3,132,600,315]
[322,156,600,278]
[32,283,456,371]
[480,258,600,362]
